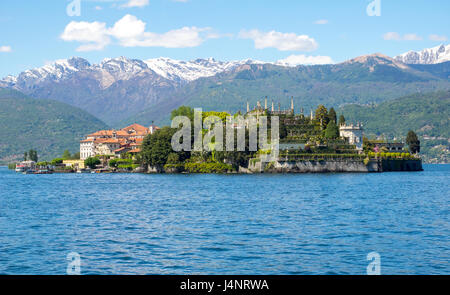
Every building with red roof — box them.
[80,123,159,160]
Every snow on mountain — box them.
[97,56,149,80]
[143,57,266,83]
[2,57,155,90]
[394,44,450,64]
[1,56,269,89]
[3,45,448,90]
[5,57,91,90]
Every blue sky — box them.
[0,0,448,77]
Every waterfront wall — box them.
[380,159,423,172]
[248,158,422,173]
[146,159,422,174]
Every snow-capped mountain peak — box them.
[143,57,263,83]
[97,56,150,83]
[394,44,450,64]
[23,57,90,80]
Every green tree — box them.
[84,157,101,169]
[406,130,420,153]
[279,122,288,139]
[166,153,180,164]
[141,127,177,168]
[51,158,63,165]
[315,105,329,129]
[324,121,339,139]
[171,106,195,121]
[23,152,27,161]
[338,114,346,126]
[203,111,230,122]
[28,149,38,162]
[328,107,337,123]
[62,149,71,159]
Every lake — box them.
[0,165,448,274]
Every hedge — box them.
[184,162,233,173]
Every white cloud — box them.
[383,32,401,40]
[429,34,447,41]
[61,14,215,51]
[403,33,422,41]
[383,32,422,41]
[239,29,318,51]
[95,6,102,11]
[0,45,12,52]
[61,21,110,51]
[314,19,328,25]
[109,14,146,41]
[121,0,149,8]
[276,54,333,66]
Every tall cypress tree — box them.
[406,130,420,153]
[328,107,337,123]
[324,121,339,139]
[315,105,329,129]
[338,114,346,126]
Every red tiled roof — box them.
[114,147,130,153]
[121,124,149,133]
[94,138,120,144]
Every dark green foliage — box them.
[84,157,100,169]
[62,150,71,160]
[141,127,177,168]
[280,123,288,139]
[328,107,337,123]
[166,153,180,164]
[0,89,109,164]
[109,158,136,170]
[28,149,38,162]
[51,158,63,165]
[315,105,329,129]
[338,114,346,126]
[184,162,233,173]
[171,105,194,121]
[406,130,420,153]
[324,121,339,139]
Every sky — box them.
[0,0,449,77]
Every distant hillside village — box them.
[11,97,422,174]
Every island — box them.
[10,100,423,174]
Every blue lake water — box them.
[0,165,448,275]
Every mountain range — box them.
[1,44,449,125]
[1,45,449,127]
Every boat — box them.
[34,170,52,174]
[77,168,91,173]
[23,170,36,174]
[15,165,25,173]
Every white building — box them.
[339,123,364,151]
[80,138,95,160]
